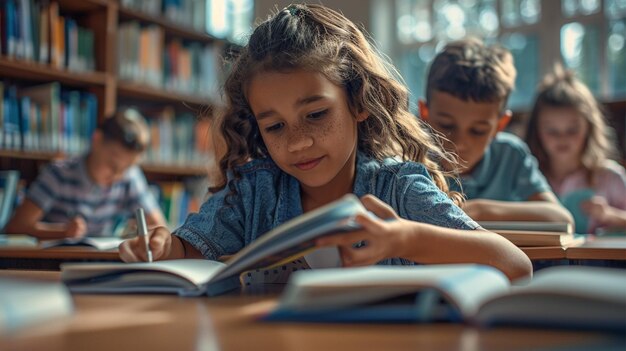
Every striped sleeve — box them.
[26,164,62,212]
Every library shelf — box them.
[0,58,107,88]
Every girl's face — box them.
[537,106,589,164]
[247,69,367,193]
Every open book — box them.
[41,237,125,251]
[264,264,626,332]
[0,278,73,333]
[478,221,579,246]
[61,194,367,296]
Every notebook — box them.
[61,194,368,296]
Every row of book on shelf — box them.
[117,22,221,98]
[121,0,208,32]
[154,177,208,230]
[0,81,98,154]
[142,106,214,168]
[0,80,214,167]
[1,0,95,72]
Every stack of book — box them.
[478,221,581,247]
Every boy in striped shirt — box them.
[5,109,166,238]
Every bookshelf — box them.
[0,0,222,180]
[1,0,225,229]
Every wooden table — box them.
[0,270,623,351]
[1,237,624,271]
[0,246,121,270]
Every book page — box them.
[213,195,366,281]
[475,266,626,331]
[61,259,226,287]
[510,266,626,301]
[41,237,124,250]
[82,237,125,250]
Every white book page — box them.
[82,237,125,250]
[41,237,124,250]
[511,266,626,301]
[474,266,626,329]
[61,259,226,287]
[214,194,365,281]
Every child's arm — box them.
[119,227,203,262]
[4,199,87,240]
[317,195,532,282]
[462,191,574,225]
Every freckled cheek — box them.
[262,135,284,154]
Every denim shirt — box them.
[176,153,479,263]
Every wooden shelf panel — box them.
[57,0,109,12]
[141,163,208,177]
[118,7,215,43]
[0,58,107,87]
[0,150,207,177]
[0,150,62,161]
[117,81,211,105]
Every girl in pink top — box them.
[525,65,626,234]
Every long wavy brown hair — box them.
[213,3,462,204]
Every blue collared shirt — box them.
[176,152,479,263]
[451,132,551,201]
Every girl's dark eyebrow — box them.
[256,95,327,120]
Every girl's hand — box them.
[119,226,173,262]
[65,216,87,238]
[316,195,409,267]
[581,196,610,222]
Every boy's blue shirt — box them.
[176,152,479,262]
[450,132,551,201]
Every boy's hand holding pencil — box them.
[65,216,87,239]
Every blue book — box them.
[0,277,73,332]
[19,95,30,150]
[264,265,626,333]
[60,194,368,296]
[0,170,19,230]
